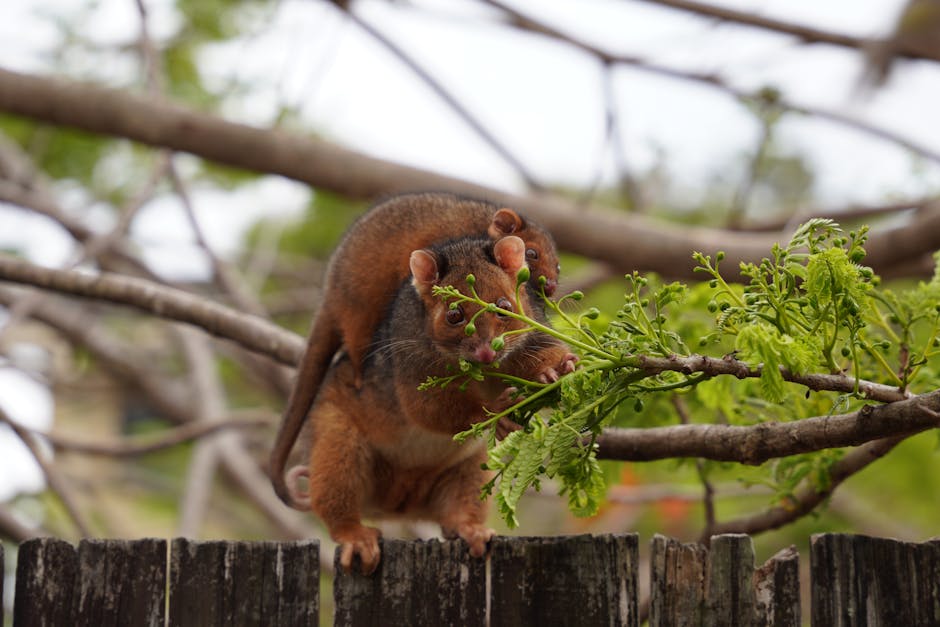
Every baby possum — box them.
[270,192,562,506]
[286,235,576,574]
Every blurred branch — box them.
[337,4,544,190]
[42,414,272,458]
[483,0,940,165]
[0,151,171,346]
[738,196,938,232]
[0,405,93,537]
[1,65,937,279]
[0,286,193,423]
[672,395,716,530]
[0,139,155,278]
[176,329,228,537]
[0,255,304,367]
[702,433,908,540]
[166,162,296,396]
[631,0,940,64]
[0,504,45,543]
[0,291,328,555]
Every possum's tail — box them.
[269,311,341,506]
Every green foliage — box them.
[427,219,940,527]
[0,114,112,184]
[277,191,366,259]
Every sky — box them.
[0,0,939,503]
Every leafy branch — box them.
[429,220,940,528]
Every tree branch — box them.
[0,254,304,367]
[632,353,910,403]
[1,66,939,279]
[632,0,940,64]
[0,504,45,543]
[41,414,272,458]
[702,433,908,540]
[339,4,543,189]
[596,390,940,464]
[0,405,93,537]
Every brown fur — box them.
[270,193,561,505]
[285,235,575,574]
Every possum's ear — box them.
[410,249,440,294]
[489,208,524,237]
[493,235,526,276]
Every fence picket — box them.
[489,533,639,627]
[13,538,78,627]
[650,534,800,627]
[333,538,486,626]
[13,537,166,627]
[168,539,319,627]
[11,533,940,625]
[811,533,940,626]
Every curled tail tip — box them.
[284,464,312,511]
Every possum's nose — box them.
[474,345,497,364]
[542,277,558,297]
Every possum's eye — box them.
[525,248,539,261]
[446,306,465,326]
[496,298,513,317]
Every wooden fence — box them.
[4,533,940,626]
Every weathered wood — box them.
[650,534,708,627]
[333,538,486,627]
[1,542,4,622]
[13,538,78,627]
[73,538,167,627]
[707,534,757,625]
[13,537,166,627]
[754,545,801,627]
[168,538,319,627]
[489,533,639,627]
[811,533,940,627]
[650,534,800,627]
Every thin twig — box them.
[41,414,272,458]
[0,504,45,542]
[481,0,940,166]
[338,3,544,189]
[632,0,940,63]
[0,405,93,537]
[672,395,716,530]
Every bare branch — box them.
[0,405,93,537]
[0,255,304,366]
[0,286,193,423]
[41,414,271,458]
[483,0,940,166]
[2,66,939,279]
[0,504,45,543]
[631,0,940,64]
[596,390,940,464]
[672,395,716,530]
[703,433,907,539]
[632,353,910,403]
[338,4,543,189]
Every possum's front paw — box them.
[334,525,382,575]
[537,352,579,383]
[456,523,495,558]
